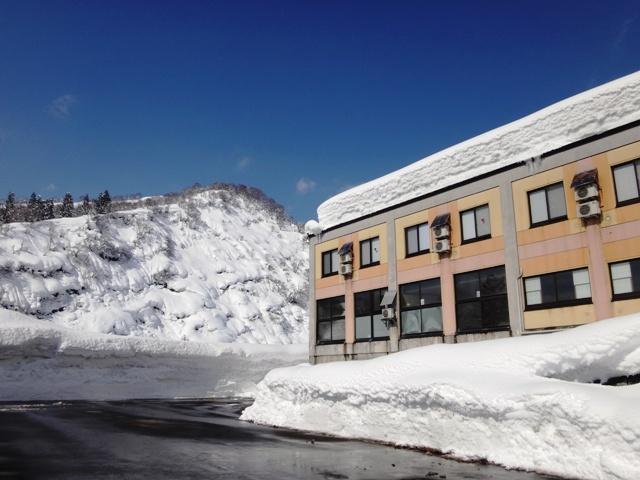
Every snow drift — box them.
[317,70,640,230]
[242,314,640,480]
[0,186,308,345]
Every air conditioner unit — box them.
[433,238,451,253]
[381,307,395,320]
[577,200,601,219]
[433,225,450,239]
[574,183,599,202]
[339,263,353,276]
[340,253,353,264]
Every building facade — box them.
[308,121,640,364]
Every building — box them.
[306,71,640,364]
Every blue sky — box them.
[0,1,639,221]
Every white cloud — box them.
[45,183,57,192]
[296,178,316,195]
[236,156,252,170]
[47,94,77,119]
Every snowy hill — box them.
[0,186,308,345]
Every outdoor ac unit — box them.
[340,253,353,264]
[434,238,451,253]
[433,225,450,239]
[574,183,599,202]
[339,263,353,276]
[577,200,601,219]
[381,307,395,320]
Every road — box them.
[0,399,555,480]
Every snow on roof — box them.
[317,70,640,230]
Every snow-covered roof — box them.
[317,70,640,230]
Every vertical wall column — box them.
[308,239,317,363]
[440,257,456,339]
[500,179,524,335]
[386,219,400,352]
[586,223,613,320]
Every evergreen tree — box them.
[61,193,74,217]
[95,190,112,214]
[27,193,41,222]
[4,192,16,223]
[81,195,92,215]
[43,199,55,220]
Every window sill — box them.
[359,261,381,269]
[321,272,339,278]
[616,197,640,208]
[405,250,430,259]
[460,234,492,245]
[354,337,390,343]
[400,331,443,339]
[456,326,511,335]
[612,292,640,302]
[315,340,345,346]
[529,216,568,229]
[524,299,592,311]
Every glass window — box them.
[399,278,442,336]
[316,296,345,344]
[460,204,491,242]
[523,268,592,310]
[527,182,567,227]
[355,288,389,341]
[455,266,509,333]
[613,160,640,204]
[610,258,640,300]
[360,237,380,268]
[405,222,429,256]
[321,249,338,277]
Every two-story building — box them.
[306,71,640,364]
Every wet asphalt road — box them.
[0,399,555,480]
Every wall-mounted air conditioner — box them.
[433,225,450,239]
[577,200,601,219]
[381,307,395,320]
[574,183,599,202]
[339,263,353,276]
[433,238,451,253]
[340,252,353,264]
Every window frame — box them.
[612,159,640,208]
[459,204,492,244]
[316,296,346,345]
[321,248,339,278]
[609,258,640,301]
[354,288,390,342]
[404,222,430,258]
[399,278,443,338]
[360,236,381,269]
[527,182,568,228]
[454,266,510,335]
[523,267,593,311]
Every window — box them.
[455,266,509,333]
[405,222,429,257]
[316,296,345,344]
[610,258,640,300]
[524,268,592,310]
[527,182,567,227]
[460,204,491,243]
[360,237,380,268]
[321,249,339,277]
[355,288,389,341]
[613,159,640,206]
[399,278,442,336]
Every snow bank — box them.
[0,188,308,344]
[317,70,640,229]
[0,309,306,400]
[242,314,640,480]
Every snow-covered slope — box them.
[317,70,640,229]
[243,313,640,480]
[0,187,308,344]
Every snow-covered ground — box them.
[316,70,640,229]
[0,309,306,400]
[243,313,640,480]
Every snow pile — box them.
[317,70,640,229]
[243,313,640,480]
[0,187,308,344]
[0,309,306,400]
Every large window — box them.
[360,237,380,268]
[399,278,442,336]
[610,258,640,300]
[355,288,389,341]
[613,159,640,206]
[405,222,429,257]
[524,268,592,310]
[316,296,345,344]
[528,182,567,227]
[460,204,491,243]
[455,266,509,333]
[321,249,339,277]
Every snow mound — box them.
[317,70,640,229]
[242,313,640,480]
[0,309,307,400]
[0,187,308,344]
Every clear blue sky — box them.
[1,1,639,221]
